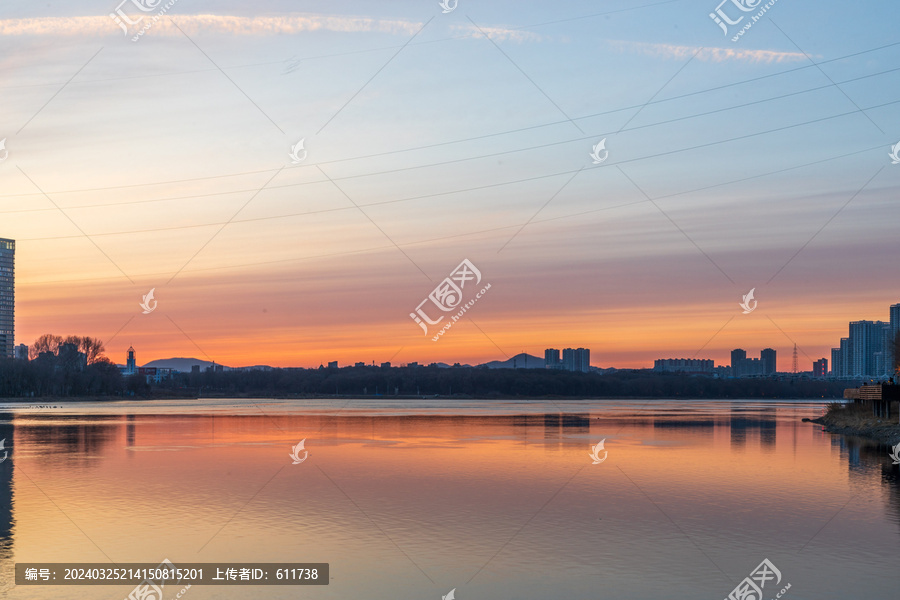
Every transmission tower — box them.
[791,343,798,374]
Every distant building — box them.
[327,361,338,369]
[544,349,562,370]
[0,238,13,359]
[138,367,172,384]
[14,344,28,361]
[407,362,418,368]
[730,349,747,375]
[849,320,886,377]
[760,348,777,375]
[355,362,366,367]
[653,358,714,374]
[731,348,774,378]
[381,362,391,368]
[58,343,87,371]
[561,348,590,373]
[830,347,841,377]
[125,346,137,375]
[191,365,200,374]
[813,358,828,378]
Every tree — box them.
[29,334,63,360]
[64,335,106,365]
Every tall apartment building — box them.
[0,239,14,359]
[731,348,775,377]
[760,348,777,375]
[544,348,562,370]
[546,348,590,373]
[813,358,828,378]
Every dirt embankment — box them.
[808,401,900,445]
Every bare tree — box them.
[63,335,107,365]
[29,334,63,360]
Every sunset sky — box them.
[1,0,898,370]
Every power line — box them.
[14,97,900,242]
[3,63,898,217]
[1,41,897,201]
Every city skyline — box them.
[1,1,898,371]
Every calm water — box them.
[0,399,898,599]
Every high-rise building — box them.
[848,320,887,377]
[544,348,562,370]
[730,349,747,377]
[558,348,590,373]
[813,358,828,378]
[0,238,13,359]
[839,337,851,377]
[760,348,777,375]
[830,347,841,377]
[730,348,776,378]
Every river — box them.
[0,398,897,599]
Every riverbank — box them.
[808,401,900,445]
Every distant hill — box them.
[479,353,545,369]
[142,357,225,372]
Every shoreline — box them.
[806,406,900,445]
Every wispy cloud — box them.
[609,40,809,63]
[450,23,545,43]
[0,14,424,37]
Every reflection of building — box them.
[0,238,14,359]
[0,419,14,562]
[653,358,714,374]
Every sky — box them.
[0,0,898,370]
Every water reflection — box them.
[0,402,898,599]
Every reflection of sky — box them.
[1,1,899,369]
[1,402,900,598]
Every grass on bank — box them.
[820,401,900,429]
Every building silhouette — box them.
[813,358,828,378]
[544,348,562,370]
[0,239,13,359]
[830,303,900,378]
[545,348,590,372]
[731,348,776,377]
[653,358,714,374]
